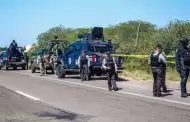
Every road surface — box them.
[0,69,190,122]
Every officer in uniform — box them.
[159,46,168,92]
[9,40,18,57]
[175,38,190,97]
[102,52,118,91]
[79,50,89,81]
[148,44,166,97]
[24,52,29,69]
[37,51,46,76]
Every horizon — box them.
[1,0,190,47]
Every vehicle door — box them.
[65,44,75,68]
[73,42,82,68]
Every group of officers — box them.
[36,36,190,97]
[149,38,190,98]
[79,50,119,91]
[37,48,119,91]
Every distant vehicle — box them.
[0,47,27,70]
[56,27,124,79]
[0,52,4,70]
[30,39,70,74]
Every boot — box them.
[181,92,188,98]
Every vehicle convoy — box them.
[56,27,124,79]
[30,39,70,74]
[0,41,27,70]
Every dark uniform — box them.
[24,53,29,69]
[160,52,167,92]
[175,38,190,97]
[37,52,46,76]
[102,53,118,91]
[9,40,18,57]
[79,50,89,81]
[148,46,166,97]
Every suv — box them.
[0,47,27,70]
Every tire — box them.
[57,64,65,78]
[31,65,36,73]
[13,66,17,70]
[22,66,26,70]
[0,67,1,70]
[51,69,55,74]
[87,69,91,80]
[96,72,102,76]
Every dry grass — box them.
[121,68,184,82]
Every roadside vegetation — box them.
[2,20,190,81]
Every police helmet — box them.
[156,44,162,49]
[82,50,86,54]
[180,37,189,46]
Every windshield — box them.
[88,43,112,53]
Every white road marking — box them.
[15,90,40,101]
[12,71,190,106]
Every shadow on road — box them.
[35,110,79,121]
[161,93,173,97]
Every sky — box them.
[0,0,190,47]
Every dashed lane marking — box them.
[15,90,40,101]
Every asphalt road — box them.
[0,86,88,122]
[0,69,190,122]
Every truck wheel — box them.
[51,69,55,74]
[96,72,102,76]
[13,66,17,70]
[31,66,36,73]
[0,67,1,70]
[57,65,65,78]
[22,66,26,70]
[88,70,92,80]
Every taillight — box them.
[92,55,96,64]
[7,57,11,62]
[45,57,48,62]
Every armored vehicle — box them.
[56,27,124,79]
[0,41,27,70]
[30,39,70,74]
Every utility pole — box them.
[135,22,141,47]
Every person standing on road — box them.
[148,44,167,97]
[159,47,168,92]
[37,51,46,76]
[175,38,190,98]
[79,50,89,81]
[102,52,118,91]
[24,52,29,69]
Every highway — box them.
[0,69,190,122]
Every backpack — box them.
[150,51,161,67]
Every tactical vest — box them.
[105,57,115,70]
[150,52,164,67]
[181,50,190,69]
[80,55,88,65]
[38,56,44,64]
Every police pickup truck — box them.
[56,27,124,79]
